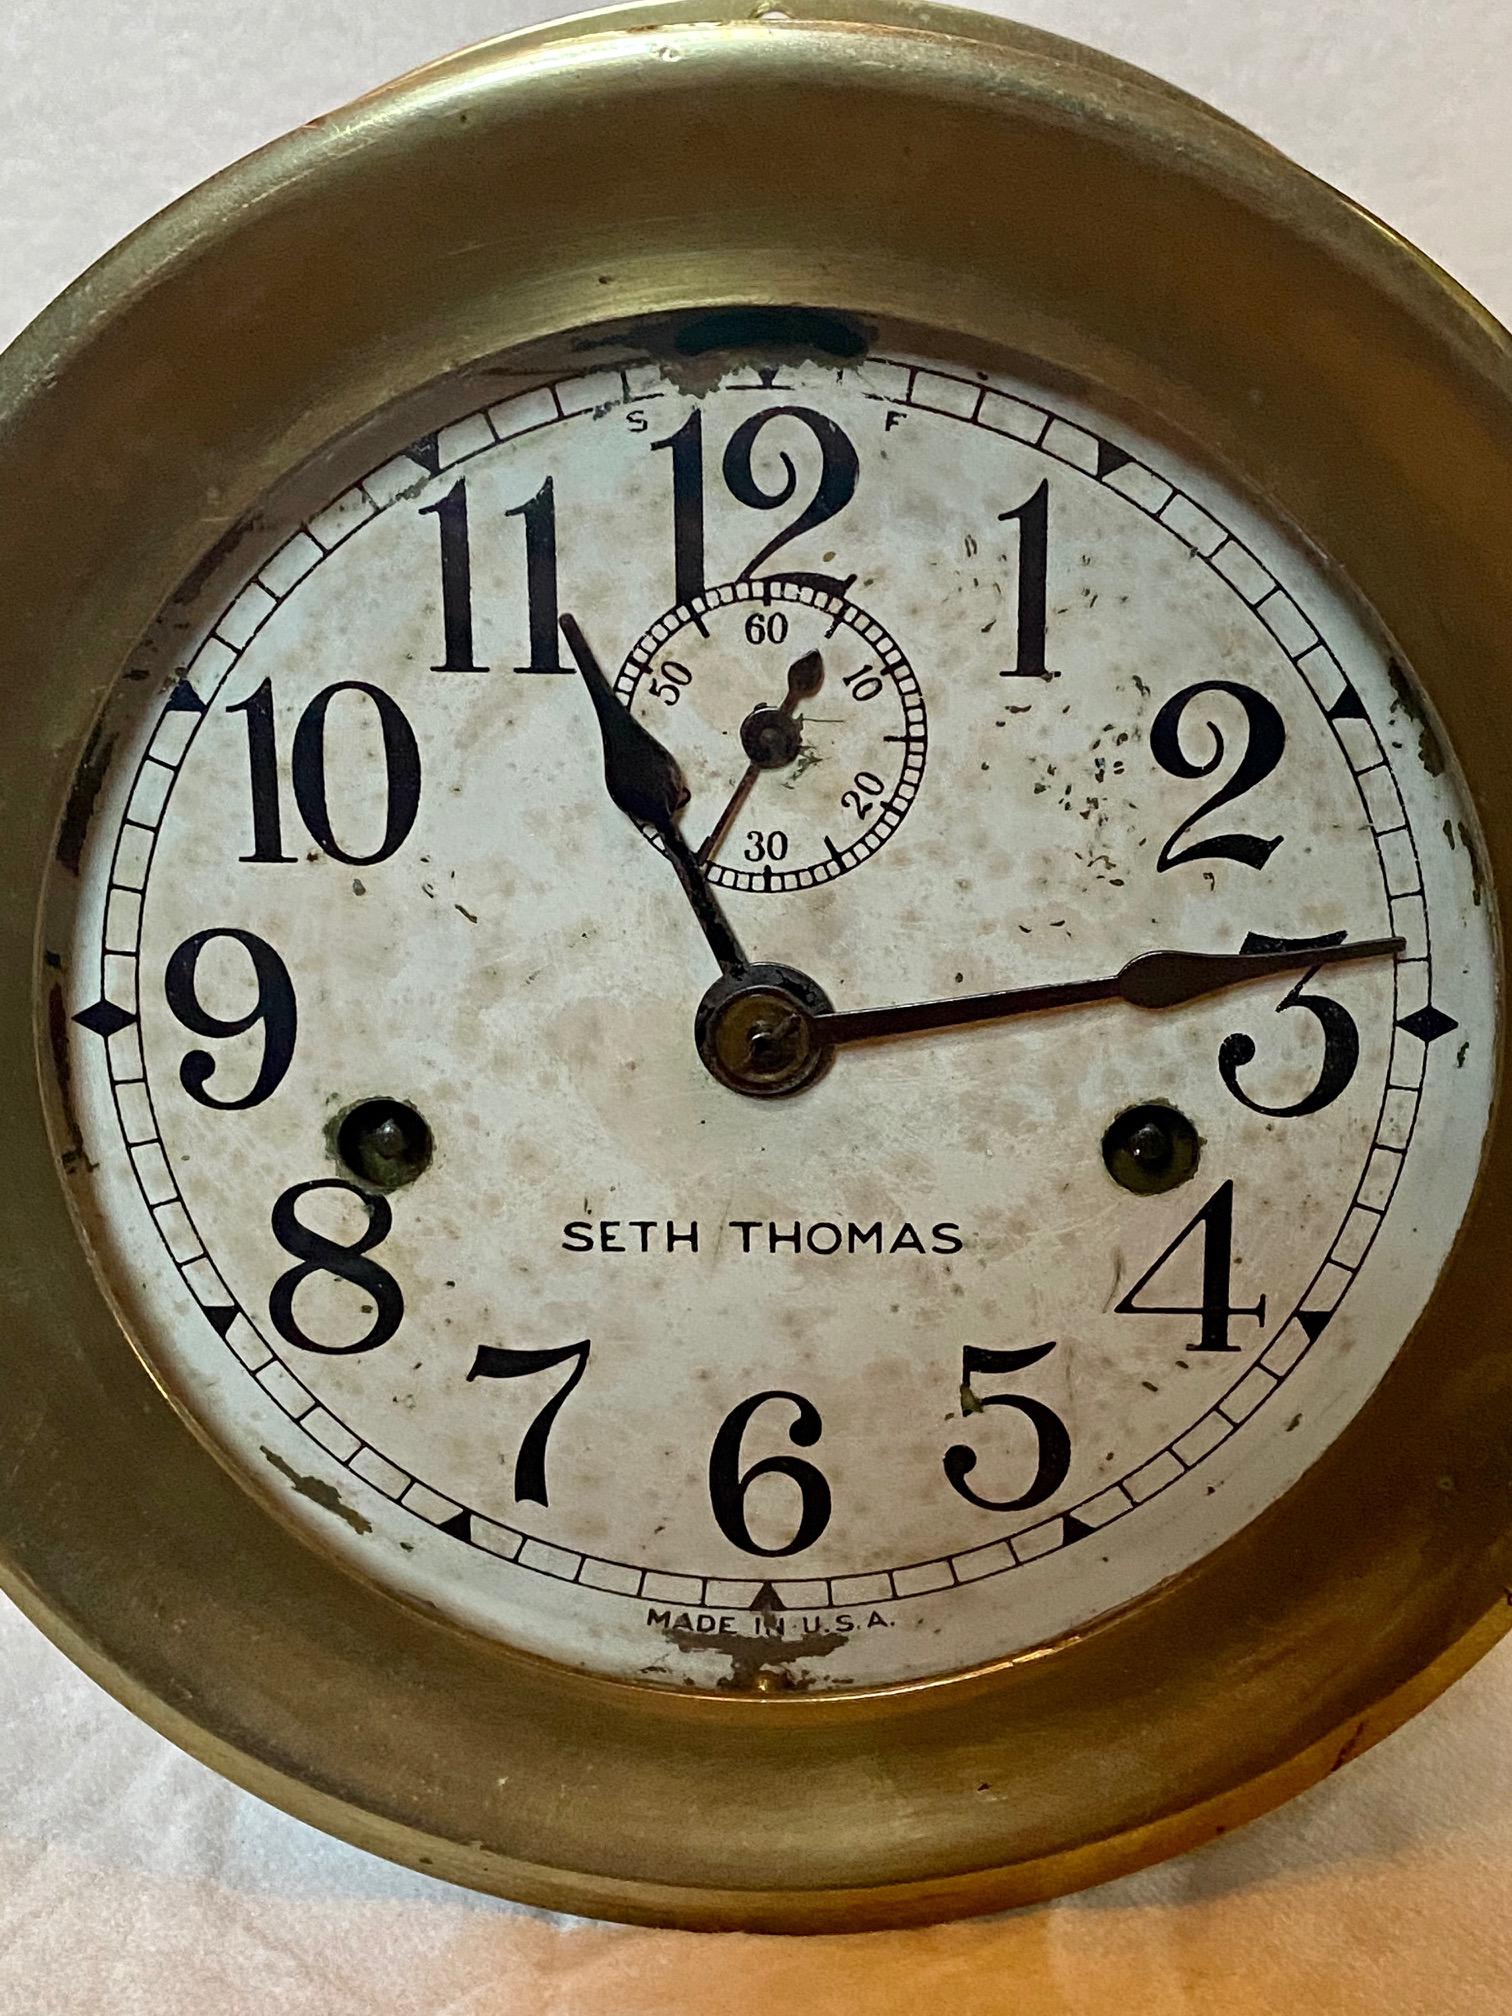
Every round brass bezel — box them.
[4,0,1512,1931]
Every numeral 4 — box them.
[1116,1180,1265,1353]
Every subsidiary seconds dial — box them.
[617,578,926,890]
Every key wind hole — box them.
[332,1097,434,1192]
[1102,1103,1201,1197]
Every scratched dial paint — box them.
[48,346,1496,1690]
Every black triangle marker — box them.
[1062,1512,1098,1545]
[1297,1308,1333,1345]
[749,1580,786,1611]
[438,1507,474,1543]
[406,432,441,476]
[1327,681,1368,722]
[1096,439,1133,480]
[203,1305,238,1339]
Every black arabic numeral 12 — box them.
[724,406,860,579]
[1219,931,1361,1118]
[1151,680,1286,872]
[945,1340,1072,1511]
[268,1178,404,1355]
[709,1389,831,1557]
[420,477,487,673]
[230,678,422,867]
[164,928,297,1110]
[1115,1180,1265,1353]
[652,405,860,601]
[466,1338,591,1507]
[998,477,1050,677]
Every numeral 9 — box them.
[164,928,298,1110]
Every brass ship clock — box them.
[3,0,1510,1930]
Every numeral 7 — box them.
[466,1338,590,1504]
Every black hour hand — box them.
[560,611,748,978]
[560,611,689,832]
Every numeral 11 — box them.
[419,474,569,674]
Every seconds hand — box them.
[560,612,749,978]
[696,649,826,866]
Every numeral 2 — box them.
[1151,680,1286,873]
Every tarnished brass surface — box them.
[2,0,1510,1930]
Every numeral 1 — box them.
[419,478,487,673]
[228,677,296,861]
[999,477,1050,677]
[651,409,706,605]
[504,476,570,673]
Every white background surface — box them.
[4,3,1512,2009]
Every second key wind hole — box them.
[1102,1103,1201,1197]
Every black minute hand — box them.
[560,611,748,977]
[812,937,1405,1047]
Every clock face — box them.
[47,341,1496,1692]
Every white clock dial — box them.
[50,345,1495,1691]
